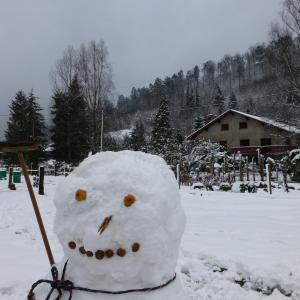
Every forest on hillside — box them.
[117,27,300,136]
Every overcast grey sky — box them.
[0,0,282,137]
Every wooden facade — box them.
[187,110,300,155]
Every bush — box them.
[192,182,205,190]
[206,185,214,191]
[219,183,232,192]
[240,183,257,193]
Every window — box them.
[239,122,248,129]
[285,138,291,145]
[240,139,250,146]
[261,138,271,146]
[221,124,229,131]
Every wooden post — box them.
[266,164,272,194]
[233,153,236,181]
[257,148,260,163]
[239,156,244,181]
[282,165,289,193]
[39,166,45,195]
[259,155,264,181]
[8,167,14,190]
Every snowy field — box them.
[1,177,300,299]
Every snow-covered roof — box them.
[230,109,300,135]
[187,109,300,140]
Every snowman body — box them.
[33,151,187,300]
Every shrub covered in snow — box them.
[219,182,232,192]
[232,182,257,193]
[181,139,233,181]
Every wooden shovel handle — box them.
[17,151,55,266]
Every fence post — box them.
[239,156,244,181]
[246,156,249,181]
[8,167,14,190]
[266,164,272,195]
[233,153,236,181]
[39,166,45,195]
[259,155,264,181]
[282,164,289,193]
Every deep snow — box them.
[0,175,300,299]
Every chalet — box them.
[187,109,300,156]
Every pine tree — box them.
[130,122,146,151]
[51,91,69,162]
[151,96,172,154]
[213,84,225,115]
[193,115,205,130]
[68,76,89,163]
[6,91,30,142]
[228,92,238,110]
[51,76,89,164]
[27,90,46,141]
[5,90,46,165]
[151,96,179,166]
[27,90,47,164]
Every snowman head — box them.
[54,151,186,287]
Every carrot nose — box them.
[98,216,112,234]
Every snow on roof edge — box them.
[230,109,300,134]
[187,109,300,140]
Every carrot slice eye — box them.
[123,194,136,207]
[75,189,87,202]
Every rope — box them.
[28,260,177,299]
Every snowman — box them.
[29,151,186,300]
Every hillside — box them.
[116,36,300,137]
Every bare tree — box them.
[233,54,245,90]
[282,0,300,35]
[76,40,114,153]
[50,45,77,92]
[268,23,300,93]
[50,40,114,153]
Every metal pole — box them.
[176,163,180,189]
[100,109,104,152]
[17,152,55,266]
[266,163,272,195]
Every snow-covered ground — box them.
[1,177,300,299]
